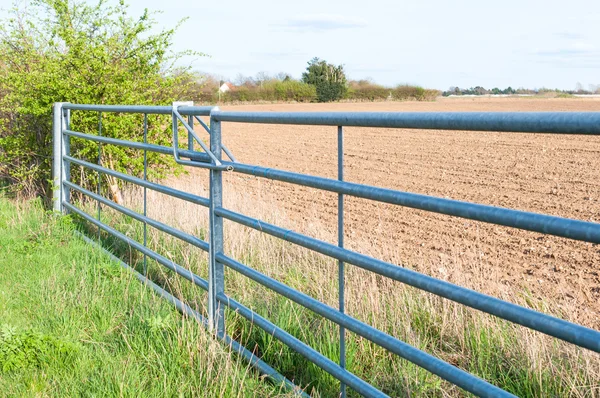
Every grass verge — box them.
[0,196,292,397]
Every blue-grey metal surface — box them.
[74,231,306,397]
[63,130,213,163]
[64,156,210,207]
[64,181,209,252]
[64,202,209,291]
[337,125,346,398]
[143,113,148,274]
[193,115,237,162]
[53,103,600,397]
[62,108,71,212]
[215,252,516,398]
[216,293,389,398]
[97,112,102,242]
[172,106,223,168]
[215,206,600,353]
[212,111,600,134]
[187,115,194,151]
[52,103,66,212]
[221,161,600,244]
[63,103,214,115]
[208,108,225,335]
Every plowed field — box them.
[186,98,600,328]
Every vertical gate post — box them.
[62,106,71,212]
[52,102,69,213]
[208,107,225,336]
[52,103,63,212]
[337,125,346,397]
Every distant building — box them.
[219,82,235,93]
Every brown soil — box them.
[192,98,600,328]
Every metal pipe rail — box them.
[211,111,600,134]
[52,102,600,398]
[222,161,600,244]
[73,231,304,396]
[63,103,214,115]
[214,207,600,352]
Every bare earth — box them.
[194,98,600,328]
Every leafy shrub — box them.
[392,85,440,101]
[267,80,317,102]
[213,80,316,103]
[194,80,436,104]
[393,85,425,100]
[0,0,199,199]
[346,84,391,101]
[0,324,77,372]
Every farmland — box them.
[173,97,600,329]
[3,97,598,396]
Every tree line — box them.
[188,59,440,104]
[443,84,600,97]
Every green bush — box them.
[193,82,436,104]
[392,85,440,101]
[346,84,391,101]
[266,80,317,102]
[393,85,424,100]
[206,80,316,103]
[302,58,347,102]
[0,0,199,199]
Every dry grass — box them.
[94,169,600,397]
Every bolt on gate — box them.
[52,102,600,397]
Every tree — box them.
[255,71,271,88]
[301,57,347,102]
[0,0,201,200]
[275,72,291,81]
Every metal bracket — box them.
[193,115,237,162]
[172,106,233,171]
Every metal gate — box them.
[52,102,600,397]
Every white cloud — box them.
[278,14,368,31]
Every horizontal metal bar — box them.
[212,111,600,134]
[74,231,305,396]
[64,103,214,116]
[217,293,388,398]
[223,162,600,244]
[216,253,514,397]
[65,181,209,252]
[64,130,212,163]
[64,156,210,208]
[215,207,600,353]
[61,106,600,134]
[64,202,209,291]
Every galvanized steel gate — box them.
[52,102,600,397]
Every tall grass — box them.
[0,196,295,397]
[73,176,600,397]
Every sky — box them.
[3,0,600,90]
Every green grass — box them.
[81,198,599,398]
[2,195,598,397]
[0,197,292,397]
